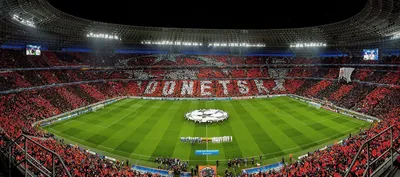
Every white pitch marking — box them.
[50,125,356,162]
[107,111,137,128]
[69,119,107,128]
[274,108,307,126]
[273,155,280,163]
[49,128,153,159]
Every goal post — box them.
[91,103,105,112]
[308,101,321,109]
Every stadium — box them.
[0,0,399,176]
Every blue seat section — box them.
[131,165,172,177]
[242,162,284,174]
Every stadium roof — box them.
[1,0,400,48]
[47,0,367,29]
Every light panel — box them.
[12,14,35,28]
[142,40,265,48]
[290,43,327,48]
[87,32,121,40]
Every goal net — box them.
[92,104,105,112]
[308,102,321,109]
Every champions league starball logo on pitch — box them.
[185,109,228,123]
[200,166,216,177]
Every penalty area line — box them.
[273,155,280,164]
[106,111,137,128]
[274,108,307,126]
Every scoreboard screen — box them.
[26,45,41,56]
[363,48,378,60]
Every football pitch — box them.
[44,96,370,170]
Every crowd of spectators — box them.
[0,68,396,94]
[0,77,397,176]
[305,80,333,97]
[247,116,399,177]
[354,87,392,114]
[329,84,356,101]
[0,50,399,176]
[154,157,188,175]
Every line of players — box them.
[180,137,202,143]
[211,136,232,143]
[180,136,233,144]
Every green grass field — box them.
[44,96,370,173]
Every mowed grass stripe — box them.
[89,99,149,147]
[44,97,371,167]
[268,100,327,140]
[49,119,79,132]
[289,98,367,128]
[109,101,169,156]
[189,101,207,161]
[171,101,200,160]
[60,101,127,127]
[150,101,192,158]
[249,101,315,156]
[313,110,367,131]
[215,101,242,161]
[133,101,183,157]
[188,123,206,161]
[76,99,136,124]
[206,123,225,162]
[59,121,106,141]
[47,114,105,141]
[96,100,148,127]
[203,101,226,162]
[287,98,369,141]
[45,100,144,152]
[282,99,364,137]
[93,100,140,125]
[286,99,353,128]
[46,99,133,132]
[114,101,174,155]
[98,100,155,151]
[296,109,350,138]
[82,100,149,146]
[231,100,284,157]
[244,100,299,151]
[223,101,263,157]
[258,99,322,150]
[275,102,343,138]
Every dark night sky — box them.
[48,0,368,29]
